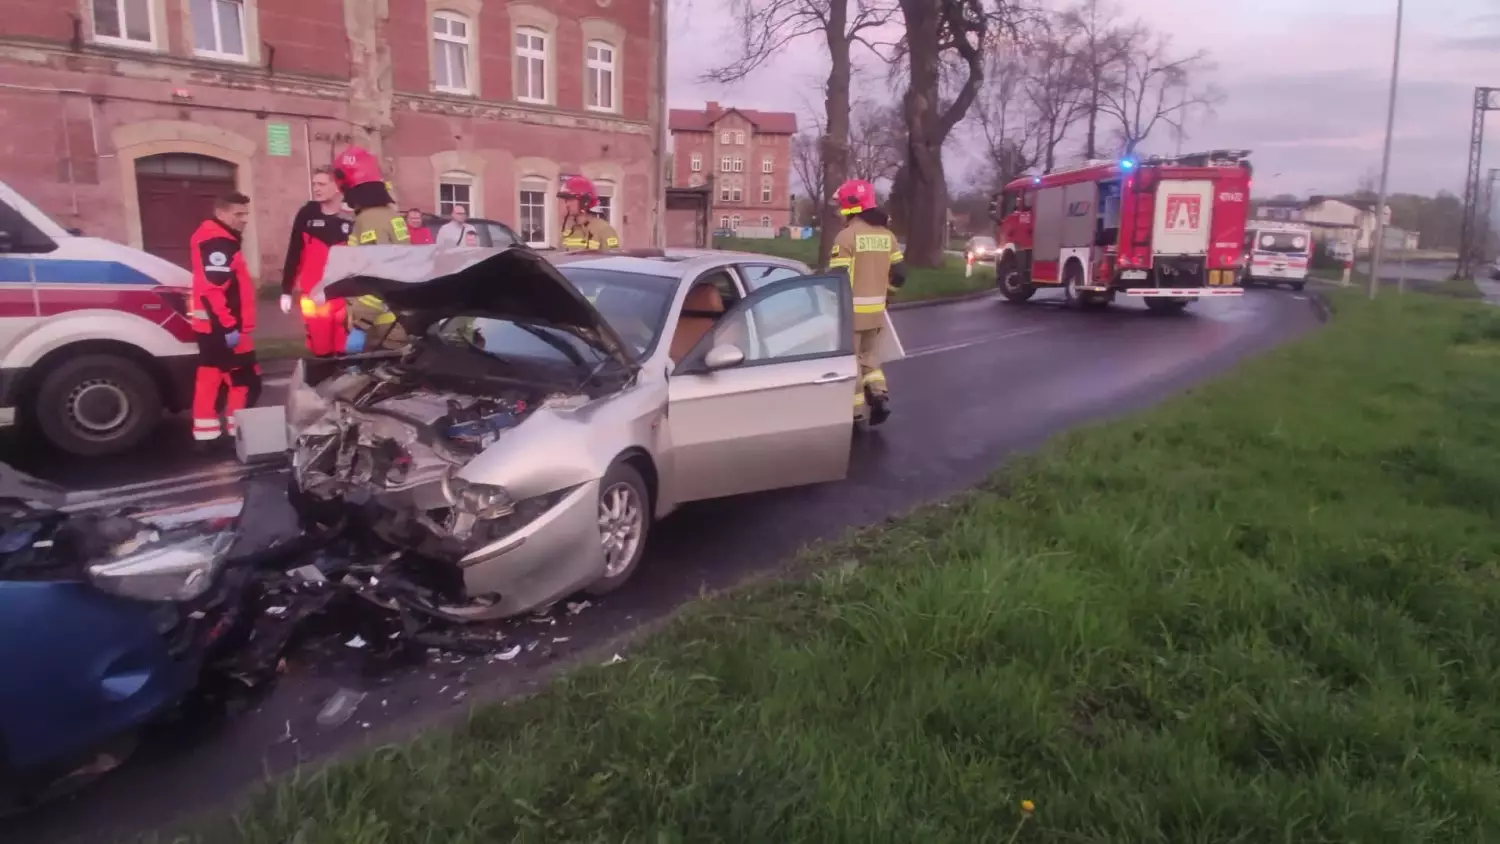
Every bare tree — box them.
[889,0,1024,266]
[972,46,1041,188]
[1060,0,1131,160]
[791,129,828,223]
[849,100,905,183]
[705,0,897,266]
[1022,19,1087,172]
[1098,26,1221,157]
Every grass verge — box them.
[216,290,1500,842]
[714,236,994,303]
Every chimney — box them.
[706,101,720,115]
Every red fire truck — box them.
[990,149,1253,313]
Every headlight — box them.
[87,530,236,603]
[442,470,515,520]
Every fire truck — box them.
[989,150,1254,313]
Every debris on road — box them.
[316,689,367,729]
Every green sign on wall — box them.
[266,123,292,157]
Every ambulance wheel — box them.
[32,353,162,458]
[996,256,1034,303]
[1144,298,1190,315]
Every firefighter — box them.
[330,145,410,353]
[557,175,621,251]
[188,191,263,446]
[825,178,906,426]
[279,166,353,357]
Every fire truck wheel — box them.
[1290,282,1306,291]
[1145,297,1190,315]
[996,256,1034,303]
[1062,261,1094,309]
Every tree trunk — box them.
[1085,87,1099,159]
[815,1,852,270]
[896,0,946,267]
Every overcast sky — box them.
[668,0,1500,199]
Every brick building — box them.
[0,0,667,283]
[668,102,795,235]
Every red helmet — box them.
[834,179,877,216]
[332,146,384,192]
[558,175,599,211]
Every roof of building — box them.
[1308,195,1380,212]
[669,102,798,135]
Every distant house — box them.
[1302,196,1391,253]
[1251,199,1305,222]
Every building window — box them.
[518,177,549,247]
[438,172,476,217]
[760,215,772,228]
[735,131,745,144]
[720,156,732,173]
[730,215,741,230]
[761,157,773,174]
[690,153,702,172]
[720,131,731,144]
[93,0,155,47]
[761,179,772,203]
[593,180,617,226]
[719,215,730,229]
[191,0,245,59]
[432,12,472,94]
[585,41,616,112]
[730,182,742,203]
[719,182,731,202]
[515,27,548,103]
[732,158,744,173]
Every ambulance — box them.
[0,182,197,457]
[1241,220,1312,291]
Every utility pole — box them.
[1368,0,1404,300]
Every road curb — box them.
[1305,288,1333,324]
[891,288,998,311]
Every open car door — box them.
[666,274,856,503]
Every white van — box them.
[0,182,197,457]
[1242,221,1313,290]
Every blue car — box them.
[0,466,252,808]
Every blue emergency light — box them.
[1120,158,1136,170]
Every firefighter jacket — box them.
[189,218,256,337]
[281,202,352,296]
[347,205,411,246]
[560,214,620,251]
[827,218,906,331]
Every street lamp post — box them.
[1368,0,1404,299]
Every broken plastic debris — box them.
[345,635,367,649]
[289,565,326,582]
[552,637,570,644]
[603,654,626,666]
[316,688,367,728]
[566,600,592,615]
[495,644,522,661]
[265,605,288,617]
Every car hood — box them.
[313,246,637,369]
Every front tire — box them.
[585,461,651,597]
[997,255,1035,303]
[32,353,162,457]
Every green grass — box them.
[206,290,1500,843]
[714,236,994,303]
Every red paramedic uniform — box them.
[281,202,352,356]
[188,218,262,442]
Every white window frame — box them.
[690,153,702,172]
[720,156,732,173]
[518,176,551,248]
[514,26,549,104]
[761,157,773,174]
[437,171,478,218]
[584,40,617,113]
[761,179,772,203]
[432,11,473,95]
[93,0,158,50]
[719,182,731,202]
[731,182,742,203]
[730,214,741,230]
[720,131,731,144]
[191,0,247,60]
[735,131,745,144]
[732,157,744,173]
[594,180,617,227]
[719,215,730,229]
[760,215,772,228]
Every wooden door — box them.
[135,155,237,269]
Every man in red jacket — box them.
[188,192,262,445]
[280,167,352,356]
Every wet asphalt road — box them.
[8,287,1323,844]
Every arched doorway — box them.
[135,153,238,268]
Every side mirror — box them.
[703,344,745,371]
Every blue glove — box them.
[344,329,367,354]
[223,330,241,348]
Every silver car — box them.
[285,246,905,620]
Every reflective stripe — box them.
[356,295,384,308]
[192,419,221,441]
[828,257,853,269]
[299,298,335,318]
[854,298,886,314]
[863,370,886,385]
[358,230,378,244]
[372,312,396,325]
[853,392,866,406]
[604,237,619,248]
[890,250,904,263]
[190,309,209,320]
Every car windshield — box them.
[431,268,677,366]
[971,237,996,248]
[1250,231,1309,254]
